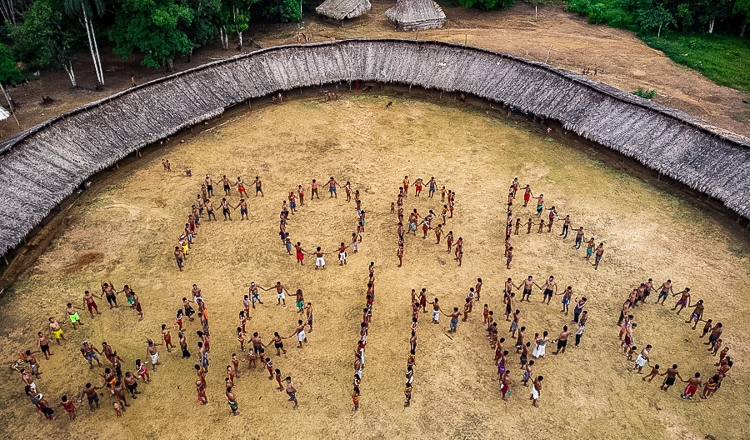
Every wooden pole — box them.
[3,256,8,266]
[545,45,552,64]
[0,82,20,128]
[464,34,468,46]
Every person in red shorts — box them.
[295,242,306,266]
[403,176,409,196]
[681,372,702,400]
[235,177,247,197]
[83,290,101,319]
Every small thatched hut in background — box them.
[386,0,446,31]
[316,0,371,21]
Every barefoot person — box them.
[593,243,605,270]
[83,290,102,319]
[681,372,702,400]
[80,340,102,369]
[429,298,442,324]
[552,327,570,355]
[328,177,339,198]
[37,332,52,360]
[530,376,543,407]
[290,320,308,349]
[80,383,102,411]
[521,276,538,302]
[656,279,673,305]
[66,303,84,330]
[146,339,161,372]
[660,364,683,392]
[285,377,299,409]
[226,386,240,416]
[634,345,651,374]
[672,288,691,314]
[49,317,67,345]
[540,276,558,305]
[685,299,705,330]
[314,247,330,270]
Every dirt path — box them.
[1,2,748,139]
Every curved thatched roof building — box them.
[386,0,446,31]
[316,0,371,20]
[0,39,749,257]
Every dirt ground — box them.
[0,1,748,139]
[0,95,748,439]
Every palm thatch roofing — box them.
[385,0,445,31]
[316,0,371,20]
[1,39,749,258]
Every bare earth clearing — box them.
[0,1,748,139]
[0,96,748,440]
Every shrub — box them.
[632,87,656,99]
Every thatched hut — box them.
[316,0,371,20]
[385,0,446,31]
[0,39,748,258]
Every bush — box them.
[632,87,656,99]
[0,43,24,86]
[458,0,515,11]
[567,0,636,29]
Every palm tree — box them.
[64,0,105,88]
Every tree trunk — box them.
[0,0,14,25]
[188,47,193,63]
[62,62,77,87]
[89,14,104,87]
[741,22,747,38]
[237,31,243,51]
[535,5,538,21]
[166,58,174,72]
[219,26,228,50]
[658,24,662,39]
[708,18,715,34]
[82,9,104,88]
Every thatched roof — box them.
[316,0,371,20]
[0,39,749,258]
[386,0,445,31]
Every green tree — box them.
[109,0,194,71]
[220,0,257,50]
[11,0,82,86]
[637,1,675,37]
[458,0,514,10]
[180,0,221,60]
[64,0,106,88]
[692,0,733,33]
[676,3,694,30]
[0,0,33,25]
[255,0,302,21]
[0,42,23,85]
[734,0,750,37]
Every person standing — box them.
[226,386,240,415]
[530,376,543,407]
[593,243,604,270]
[80,340,102,369]
[285,377,299,409]
[574,311,587,347]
